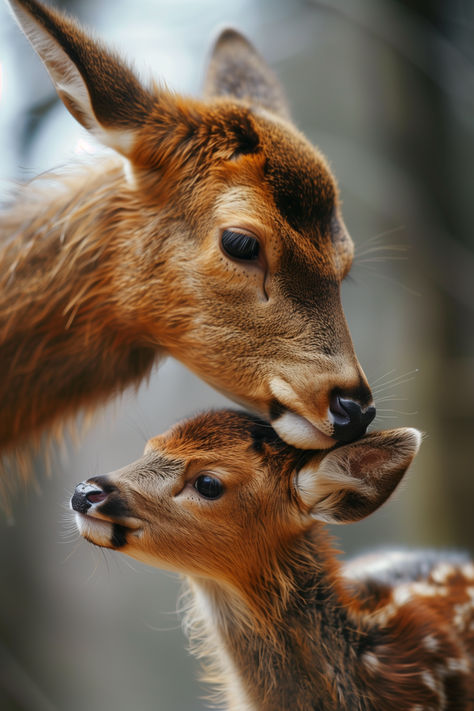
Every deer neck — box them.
[186,527,369,711]
[0,158,168,451]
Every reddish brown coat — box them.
[2,0,373,483]
[71,410,474,710]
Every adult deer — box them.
[71,410,474,711]
[1,0,375,466]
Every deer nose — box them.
[70,482,108,514]
[329,394,376,443]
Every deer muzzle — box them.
[269,375,375,449]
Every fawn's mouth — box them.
[73,511,116,547]
[71,482,141,549]
[73,509,141,549]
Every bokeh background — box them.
[0,0,473,709]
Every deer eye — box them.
[194,474,223,500]
[221,229,260,261]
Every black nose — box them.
[329,394,376,443]
[70,482,108,514]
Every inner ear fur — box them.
[295,428,422,524]
[203,27,291,121]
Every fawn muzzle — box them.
[71,477,138,550]
[71,482,107,514]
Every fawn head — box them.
[71,410,421,590]
[8,0,376,447]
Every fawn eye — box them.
[221,229,260,261]
[194,474,223,500]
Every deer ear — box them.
[203,28,291,121]
[6,0,155,155]
[294,429,422,524]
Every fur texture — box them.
[71,410,473,710]
[2,0,374,486]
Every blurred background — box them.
[0,0,473,709]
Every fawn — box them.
[71,410,473,711]
[1,0,376,466]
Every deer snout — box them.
[70,476,129,517]
[71,477,141,550]
[269,374,375,449]
[71,482,108,514]
[329,393,376,443]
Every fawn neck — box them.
[186,526,367,711]
[0,158,173,451]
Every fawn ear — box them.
[203,28,291,120]
[294,429,422,524]
[6,0,155,155]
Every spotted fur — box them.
[71,410,473,710]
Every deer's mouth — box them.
[268,378,376,449]
[70,482,141,549]
[270,408,336,449]
[73,511,118,547]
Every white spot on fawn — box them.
[393,582,448,608]
[362,652,380,672]
[461,563,474,581]
[423,635,440,652]
[430,563,455,585]
[421,670,437,694]
[452,589,474,631]
[369,578,453,628]
[446,657,469,674]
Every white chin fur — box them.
[74,512,113,547]
[272,412,335,449]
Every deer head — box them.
[71,410,420,586]
[7,0,376,448]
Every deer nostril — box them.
[329,394,376,443]
[339,398,363,423]
[86,490,108,504]
[329,394,352,426]
[71,482,108,514]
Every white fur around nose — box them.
[272,412,335,449]
[74,512,113,546]
[269,377,335,449]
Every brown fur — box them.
[70,410,473,710]
[2,0,373,482]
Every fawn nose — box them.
[71,482,108,514]
[329,394,376,443]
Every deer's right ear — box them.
[203,28,291,121]
[6,0,156,155]
[294,429,422,524]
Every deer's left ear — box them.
[294,429,422,524]
[203,28,291,121]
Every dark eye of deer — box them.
[221,229,260,261]
[194,474,223,500]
